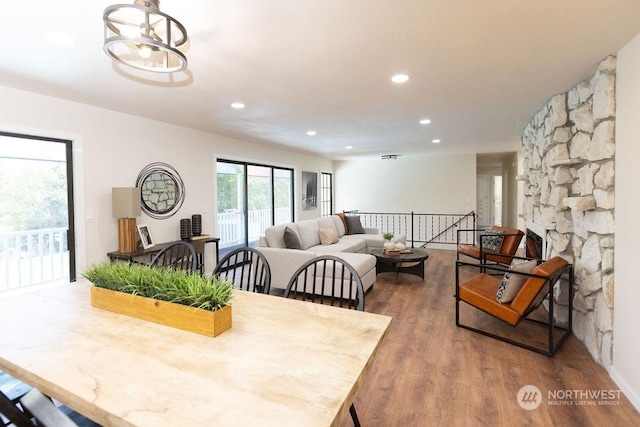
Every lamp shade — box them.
[112,187,141,218]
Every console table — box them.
[107,235,219,273]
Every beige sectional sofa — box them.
[258,214,406,293]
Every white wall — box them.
[612,33,640,411]
[0,85,332,273]
[334,154,476,214]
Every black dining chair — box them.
[1,370,33,427]
[19,389,78,427]
[212,247,271,294]
[149,241,198,272]
[284,255,365,311]
[284,255,365,426]
[1,389,32,427]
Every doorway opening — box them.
[476,152,517,228]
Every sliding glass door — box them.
[216,160,293,254]
[0,132,75,291]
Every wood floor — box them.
[342,249,640,427]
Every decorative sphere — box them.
[395,242,406,250]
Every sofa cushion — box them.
[256,248,317,290]
[296,220,321,249]
[336,212,349,235]
[345,216,365,234]
[323,252,377,279]
[318,227,339,245]
[342,233,406,249]
[316,216,338,233]
[332,215,346,237]
[309,238,366,253]
[264,223,293,248]
[283,226,303,249]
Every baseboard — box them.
[608,365,640,413]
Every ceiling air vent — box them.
[381,155,398,160]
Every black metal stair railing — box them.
[344,210,476,248]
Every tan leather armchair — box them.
[455,256,573,357]
[457,226,524,265]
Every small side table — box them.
[108,236,220,274]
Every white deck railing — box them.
[217,208,292,248]
[1,227,69,291]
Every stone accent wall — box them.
[521,56,616,365]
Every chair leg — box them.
[349,403,361,427]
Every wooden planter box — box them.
[90,286,232,337]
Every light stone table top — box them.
[0,280,391,426]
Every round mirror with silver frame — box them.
[136,162,185,219]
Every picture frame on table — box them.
[137,224,155,249]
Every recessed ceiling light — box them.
[419,119,432,125]
[231,102,245,109]
[432,139,441,143]
[306,131,317,136]
[345,146,353,150]
[391,74,409,84]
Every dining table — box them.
[0,280,391,426]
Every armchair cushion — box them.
[458,273,521,326]
[496,259,538,303]
[481,229,505,252]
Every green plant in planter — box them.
[83,263,234,312]
[382,232,394,241]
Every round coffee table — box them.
[370,248,429,282]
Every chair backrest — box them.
[19,389,78,427]
[0,389,33,427]
[510,256,569,316]
[491,226,524,256]
[212,247,271,294]
[149,241,198,272]
[284,255,365,311]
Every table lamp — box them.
[112,187,142,253]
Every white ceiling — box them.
[2,1,640,160]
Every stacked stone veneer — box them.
[521,56,615,365]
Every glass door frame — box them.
[216,159,294,250]
[0,131,76,282]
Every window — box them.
[216,160,293,255]
[320,172,333,217]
